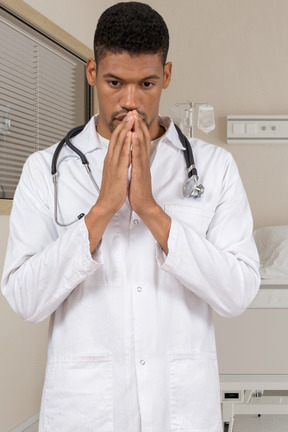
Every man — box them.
[2,2,259,431]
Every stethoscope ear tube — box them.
[65,125,87,164]
[51,138,65,175]
[51,125,86,176]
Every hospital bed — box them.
[220,372,288,432]
[220,279,288,431]
[220,226,288,431]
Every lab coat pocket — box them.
[165,204,214,237]
[43,354,113,432]
[169,352,221,431]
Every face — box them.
[86,52,172,140]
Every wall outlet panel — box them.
[227,115,288,144]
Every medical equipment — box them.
[172,102,215,138]
[174,124,205,199]
[51,122,204,226]
[221,374,288,432]
[197,104,215,134]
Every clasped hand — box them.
[86,111,170,254]
[98,110,156,218]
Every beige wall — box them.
[0,215,48,431]
[1,0,288,428]
[21,0,113,49]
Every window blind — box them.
[0,11,88,199]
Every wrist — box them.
[134,200,159,220]
[85,203,115,254]
[137,203,171,255]
[92,199,117,220]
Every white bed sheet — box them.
[254,225,288,280]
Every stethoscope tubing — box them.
[51,125,86,175]
[174,124,198,179]
[52,125,90,226]
[51,122,204,226]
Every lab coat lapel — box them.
[150,118,186,198]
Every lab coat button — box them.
[137,286,142,292]
[133,219,139,225]
[140,360,145,365]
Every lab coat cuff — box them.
[79,218,103,266]
[156,218,181,269]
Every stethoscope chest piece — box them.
[183,175,205,198]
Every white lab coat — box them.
[2,116,260,432]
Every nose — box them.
[120,85,139,111]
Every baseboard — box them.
[9,413,39,432]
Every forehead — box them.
[96,52,164,79]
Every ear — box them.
[86,58,97,86]
[163,62,172,89]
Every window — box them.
[0,8,91,200]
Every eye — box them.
[141,82,154,88]
[108,80,121,87]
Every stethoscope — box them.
[51,123,204,227]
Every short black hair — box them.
[94,2,169,66]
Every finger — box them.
[132,114,151,159]
[122,130,133,165]
[107,114,134,162]
[108,112,134,150]
[135,114,150,146]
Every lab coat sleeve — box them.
[1,153,102,323]
[157,153,260,318]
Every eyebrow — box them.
[103,73,161,81]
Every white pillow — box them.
[253,225,288,279]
